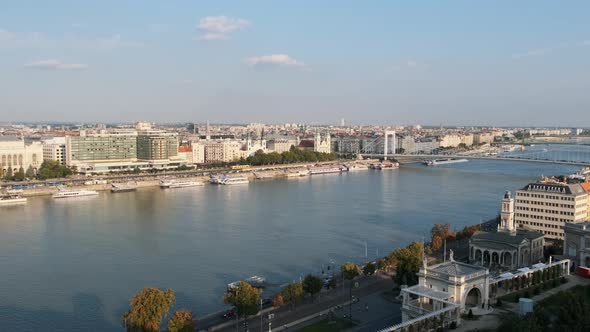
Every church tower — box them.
[499,191,516,234]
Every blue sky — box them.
[1,0,589,126]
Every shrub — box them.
[450,321,457,329]
[552,278,558,288]
[560,276,567,284]
[533,287,540,295]
[467,309,474,319]
[523,290,530,298]
[496,298,502,307]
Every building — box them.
[204,140,242,163]
[267,138,298,153]
[0,136,44,175]
[401,253,489,324]
[439,134,461,148]
[314,131,331,153]
[191,141,205,164]
[473,132,495,145]
[66,131,138,166]
[137,130,178,161]
[332,137,362,155]
[564,221,590,268]
[470,192,544,269]
[514,180,589,240]
[42,137,66,165]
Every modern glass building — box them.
[66,131,138,164]
[137,131,178,160]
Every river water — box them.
[0,158,582,331]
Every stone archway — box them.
[465,287,481,308]
[474,249,482,263]
[483,251,491,266]
[492,252,499,264]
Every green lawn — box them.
[296,318,356,332]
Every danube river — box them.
[0,160,581,331]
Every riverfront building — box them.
[564,221,590,268]
[314,131,331,153]
[0,136,43,175]
[514,180,589,240]
[470,192,544,269]
[42,137,66,165]
[137,130,178,160]
[203,140,242,163]
[267,138,298,153]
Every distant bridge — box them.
[360,154,590,167]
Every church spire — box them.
[499,191,516,234]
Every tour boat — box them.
[209,175,223,184]
[424,158,469,166]
[344,164,368,171]
[219,176,249,185]
[254,172,274,180]
[53,189,99,199]
[159,180,202,189]
[376,162,399,170]
[111,182,138,193]
[0,194,27,205]
[308,167,345,175]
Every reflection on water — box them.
[0,159,581,331]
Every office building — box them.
[0,136,44,174]
[42,137,66,165]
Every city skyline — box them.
[1,1,590,126]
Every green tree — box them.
[167,309,196,332]
[133,167,141,174]
[376,259,387,272]
[4,167,13,181]
[363,262,376,276]
[13,167,25,181]
[25,165,35,179]
[281,282,304,309]
[393,241,423,286]
[341,262,360,281]
[122,287,176,332]
[223,281,261,317]
[36,160,72,180]
[302,274,323,300]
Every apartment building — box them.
[514,181,589,240]
[204,140,242,163]
[42,137,66,165]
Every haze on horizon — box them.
[1,1,589,127]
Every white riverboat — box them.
[308,167,346,175]
[424,158,469,166]
[375,162,399,170]
[160,180,202,189]
[52,189,99,199]
[343,164,369,171]
[0,194,27,205]
[219,176,249,185]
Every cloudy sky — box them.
[1,0,589,126]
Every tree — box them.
[122,287,176,332]
[167,309,196,332]
[13,166,25,181]
[431,235,444,252]
[36,160,72,180]
[25,165,35,179]
[363,262,376,276]
[272,294,285,307]
[302,275,323,300]
[4,167,13,181]
[224,281,262,318]
[376,259,387,272]
[281,282,304,308]
[341,262,360,281]
[133,167,141,174]
[393,241,423,286]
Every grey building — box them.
[564,221,590,268]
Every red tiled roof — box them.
[580,182,590,193]
[178,145,192,152]
[298,140,314,148]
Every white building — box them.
[514,180,589,240]
[0,136,44,174]
[564,221,590,268]
[42,137,66,165]
[268,138,298,153]
[204,140,242,163]
[314,131,331,153]
[191,141,205,164]
[401,253,489,324]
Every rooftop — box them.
[520,182,587,195]
[403,284,452,300]
[471,228,543,246]
[427,260,487,277]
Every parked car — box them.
[222,309,236,319]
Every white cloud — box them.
[512,48,549,58]
[197,16,250,41]
[0,29,142,50]
[24,59,88,70]
[0,29,50,48]
[245,54,305,68]
[384,59,420,73]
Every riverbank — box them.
[6,159,379,197]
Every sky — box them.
[1,0,589,126]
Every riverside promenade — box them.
[198,274,397,332]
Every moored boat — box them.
[111,182,137,193]
[308,167,346,175]
[219,176,249,185]
[424,158,469,166]
[160,180,202,188]
[0,194,27,205]
[53,189,99,199]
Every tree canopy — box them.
[302,275,323,298]
[392,241,423,286]
[122,287,176,332]
[280,282,304,308]
[223,281,262,317]
[245,146,337,166]
[341,262,360,280]
[36,160,72,180]
[167,309,196,332]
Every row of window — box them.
[516,199,575,208]
[515,213,573,220]
[517,192,576,201]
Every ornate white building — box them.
[0,137,44,175]
[314,131,331,153]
